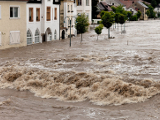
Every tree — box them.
[130,15,138,21]
[119,14,125,33]
[101,11,114,39]
[114,13,120,28]
[151,0,157,8]
[127,11,132,21]
[147,5,156,18]
[95,24,103,40]
[136,10,141,19]
[75,13,89,42]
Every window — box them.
[47,7,51,21]
[29,8,33,22]
[71,5,73,12]
[87,13,89,19]
[54,30,57,40]
[35,29,40,43]
[86,0,89,6]
[78,0,82,6]
[54,8,57,20]
[10,7,19,18]
[0,32,1,45]
[27,30,32,45]
[10,31,20,44]
[0,6,1,19]
[36,8,40,21]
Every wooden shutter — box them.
[10,31,20,44]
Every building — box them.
[154,4,160,17]
[76,0,92,23]
[27,0,60,45]
[132,1,148,20]
[102,0,125,7]
[119,0,148,20]
[60,0,77,39]
[0,0,28,49]
[97,2,112,19]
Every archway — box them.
[62,30,65,39]
[27,29,32,45]
[35,29,40,43]
[45,28,52,42]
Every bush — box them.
[130,15,138,21]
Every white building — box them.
[27,0,60,45]
[76,0,92,23]
[60,0,77,39]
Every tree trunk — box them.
[108,28,110,39]
[97,34,98,41]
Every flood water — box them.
[0,20,160,119]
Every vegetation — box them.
[130,15,138,21]
[151,0,158,8]
[146,5,156,18]
[127,11,132,21]
[95,24,104,40]
[101,11,114,39]
[144,0,160,8]
[119,14,125,33]
[136,10,142,19]
[75,13,89,42]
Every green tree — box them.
[119,14,125,33]
[95,24,103,40]
[147,5,156,18]
[101,11,114,39]
[75,13,89,42]
[130,15,138,21]
[136,10,141,19]
[111,6,117,13]
[127,11,132,21]
[151,0,157,8]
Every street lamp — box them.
[64,16,77,47]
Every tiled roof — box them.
[137,1,148,8]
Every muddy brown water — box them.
[0,20,160,119]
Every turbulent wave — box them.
[0,66,160,105]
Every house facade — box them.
[76,0,92,23]
[27,0,60,45]
[0,0,28,49]
[60,0,77,39]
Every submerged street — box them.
[0,20,160,119]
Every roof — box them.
[105,0,125,6]
[97,2,112,12]
[97,2,105,11]
[137,1,148,8]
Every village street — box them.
[0,20,160,119]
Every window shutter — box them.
[0,32,1,45]
[10,31,20,44]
